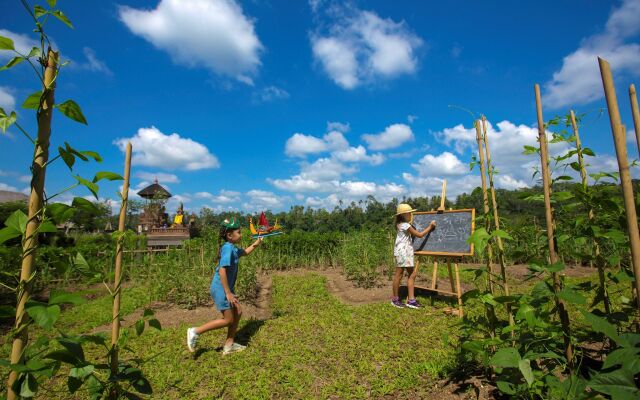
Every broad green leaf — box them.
[52,10,73,28]
[58,146,75,170]
[479,293,497,306]
[0,56,25,71]
[72,197,99,213]
[588,369,640,400]
[34,5,47,19]
[558,287,586,305]
[135,319,145,336]
[0,35,15,51]
[58,338,85,362]
[46,349,79,364]
[0,226,21,245]
[37,220,58,234]
[48,291,86,306]
[518,359,534,386]
[47,203,74,224]
[46,0,57,8]
[582,147,595,156]
[22,91,43,109]
[570,161,581,172]
[496,380,517,395]
[491,229,512,240]
[56,100,87,124]
[603,348,640,373]
[92,171,123,183]
[580,310,623,345]
[6,209,28,234]
[0,109,17,132]
[522,145,538,155]
[20,373,38,398]
[26,302,61,330]
[132,377,152,394]
[148,318,161,330]
[69,365,94,379]
[73,252,90,272]
[516,303,537,327]
[490,347,521,368]
[80,150,102,162]
[73,175,99,199]
[67,376,83,393]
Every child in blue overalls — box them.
[187,217,262,355]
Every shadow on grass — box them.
[192,318,266,360]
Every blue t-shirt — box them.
[211,242,245,294]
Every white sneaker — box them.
[222,342,246,355]
[187,328,199,352]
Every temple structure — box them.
[137,179,191,247]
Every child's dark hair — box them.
[395,214,408,225]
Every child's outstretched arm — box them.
[408,220,436,238]
[243,237,263,256]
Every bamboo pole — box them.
[535,83,574,369]
[629,84,640,159]
[109,143,132,400]
[475,120,495,293]
[599,59,640,311]
[481,116,510,297]
[7,49,58,400]
[438,180,447,212]
[570,110,610,313]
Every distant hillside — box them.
[0,190,28,203]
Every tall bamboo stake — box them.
[570,110,610,313]
[535,83,574,369]
[7,49,58,400]
[475,120,495,293]
[630,84,640,159]
[481,116,510,297]
[599,59,640,311]
[110,143,132,400]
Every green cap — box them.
[221,216,240,229]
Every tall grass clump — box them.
[340,229,394,288]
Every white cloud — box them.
[327,121,350,133]
[412,151,466,177]
[332,145,385,165]
[0,29,39,61]
[285,130,349,157]
[195,189,241,204]
[242,189,288,211]
[119,0,263,84]
[135,171,180,184]
[0,87,16,112]
[114,126,220,170]
[402,173,480,200]
[362,123,414,150]
[496,175,529,190]
[254,86,289,102]
[79,47,112,76]
[407,115,418,124]
[311,8,422,89]
[0,182,19,192]
[543,0,640,109]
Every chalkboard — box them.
[411,209,475,256]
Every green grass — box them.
[29,273,459,399]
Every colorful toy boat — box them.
[249,212,284,238]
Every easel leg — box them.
[455,260,464,317]
[431,257,438,290]
[447,259,455,292]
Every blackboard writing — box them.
[411,209,475,256]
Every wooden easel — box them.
[415,180,465,317]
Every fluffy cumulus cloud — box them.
[310,7,422,89]
[362,123,414,150]
[0,29,39,61]
[402,174,480,199]
[0,86,16,112]
[114,126,220,170]
[135,171,180,184]
[119,0,263,84]
[242,189,288,211]
[543,0,640,108]
[412,152,466,176]
[195,189,241,204]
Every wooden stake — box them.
[481,117,510,296]
[475,120,495,293]
[110,143,132,400]
[535,83,574,369]
[7,49,57,400]
[570,110,609,312]
[438,180,447,212]
[630,84,640,159]
[454,261,463,317]
[600,59,640,311]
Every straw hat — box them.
[395,203,417,215]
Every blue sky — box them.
[1,0,640,215]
